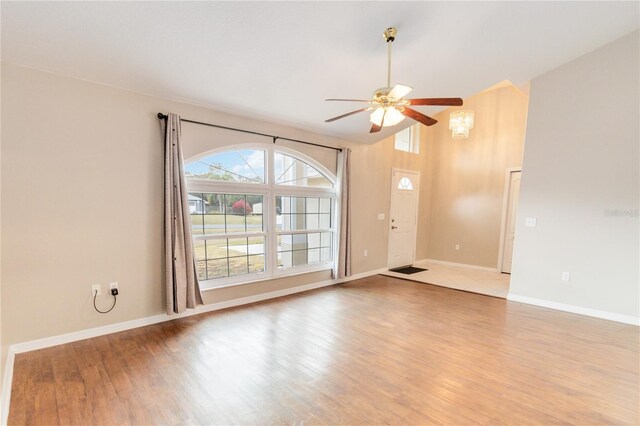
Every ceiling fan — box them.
[325,27,463,133]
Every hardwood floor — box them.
[8,275,640,425]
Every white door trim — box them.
[497,167,522,272]
[387,168,420,269]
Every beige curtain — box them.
[334,148,352,279]
[164,113,203,314]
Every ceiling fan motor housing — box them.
[384,27,397,43]
[372,88,409,108]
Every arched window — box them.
[185,145,336,288]
[398,177,414,190]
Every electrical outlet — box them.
[526,217,537,227]
[455,244,460,251]
[364,249,368,257]
[109,282,118,291]
[562,272,571,282]
[377,213,385,220]
[91,284,102,296]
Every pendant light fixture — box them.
[449,110,475,139]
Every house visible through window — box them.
[276,196,333,268]
[184,146,336,288]
[394,124,420,154]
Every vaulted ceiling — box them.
[2,2,638,143]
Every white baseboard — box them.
[416,258,498,273]
[8,268,383,355]
[0,267,385,425]
[507,294,640,326]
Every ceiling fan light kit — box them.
[370,103,405,127]
[325,27,463,133]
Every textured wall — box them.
[422,84,528,268]
[509,31,639,319]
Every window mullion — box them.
[267,145,278,275]
[276,229,333,235]
[194,232,266,241]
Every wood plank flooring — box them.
[8,275,640,425]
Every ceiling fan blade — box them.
[370,110,386,133]
[325,98,370,102]
[402,107,438,126]
[370,123,382,133]
[388,84,413,100]
[408,98,463,106]
[325,108,368,123]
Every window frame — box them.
[185,144,337,290]
[394,124,420,154]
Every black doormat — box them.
[389,266,428,275]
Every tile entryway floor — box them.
[381,260,510,298]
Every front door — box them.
[388,169,420,269]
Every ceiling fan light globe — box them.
[383,107,405,126]
[369,107,385,126]
[369,107,406,127]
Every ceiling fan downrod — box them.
[384,27,397,89]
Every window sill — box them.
[199,264,334,292]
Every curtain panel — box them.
[334,148,352,279]
[164,113,203,314]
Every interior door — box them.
[501,171,521,273]
[388,170,420,269]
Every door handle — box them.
[391,226,398,229]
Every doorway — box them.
[388,169,420,269]
[499,169,522,273]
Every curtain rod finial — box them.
[157,112,167,119]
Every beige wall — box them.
[510,31,639,318]
[0,61,4,404]
[421,84,528,267]
[350,136,429,271]
[2,30,637,388]
[0,63,432,372]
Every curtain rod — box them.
[157,113,342,152]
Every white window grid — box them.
[394,124,420,154]
[186,145,337,290]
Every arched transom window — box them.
[185,145,336,288]
[398,177,414,190]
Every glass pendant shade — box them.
[384,107,405,126]
[449,110,475,139]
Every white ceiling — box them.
[2,1,638,143]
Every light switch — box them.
[525,217,537,227]
[562,272,571,282]
[377,213,385,220]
